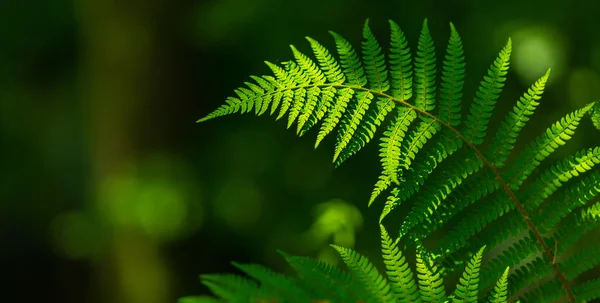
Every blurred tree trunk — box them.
[76,1,174,302]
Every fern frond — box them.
[300,86,337,135]
[486,69,550,168]
[562,242,600,280]
[415,246,446,303]
[200,273,261,300]
[371,23,463,207]
[315,88,355,147]
[555,199,600,254]
[232,262,311,302]
[326,31,371,160]
[453,246,485,303]
[372,106,418,204]
[399,152,482,241]
[196,19,600,303]
[330,30,368,86]
[507,257,554,297]
[488,267,509,303]
[414,19,436,111]
[290,45,327,85]
[591,101,600,130]
[533,170,600,234]
[279,250,370,301]
[573,278,600,302]
[505,103,594,186]
[384,19,439,191]
[332,244,395,302]
[388,20,413,101]
[366,20,414,202]
[380,224,421,303]
[305,36,346,84]
[333,20,395,165]
[333,91,375,163]
[283,61,310,129]
[436,106,594,255]
[463,147,600,253]
[362,19,390,92]
[518,278,563,303]
[265,61,297,121]
[438,22,465,126]
[463,38,511,145]
[478,237,538,291]
[380,189,400,223]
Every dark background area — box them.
[1,0,600,302]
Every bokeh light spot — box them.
[299,199,363,257]
[500,23,567,85]
[134,181,188,240]
[97,153,203,242]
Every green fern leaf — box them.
[478,237,537,291]
[388,19,413,101]
[371,106,418,204]
[414,19,436,111]
[519,278,564,303]
[486,68,550,168]
[284,61,310,129]
[332,244,395,303]
[366,20,414,205]
[463,38,511,145]
[195,19,600,303]
[232,262,311,302]
[372,23,465,208]
[436,105,594,256]
[562,242,600,280]
[305,36,345,84]
[333,91,375,163]
[289,45,327,85]
[453,246,485,303]
[380,189,400,223]
[380,224,422,303]
[279,251,371,301]
[362,19,390,92]
[439,22,465,126]
[533,170,600,234]
[591,101,600,130]
[573,278,600,302]
[315,88,354,148]
[300,86,337,135]
[465,147,600,253]
[330,30,368,86]
[415,246,446,303]
[200,273,261,300]
[555,199,600,255]
[334,20,395,165]
[488,267,509,303]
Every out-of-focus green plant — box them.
[185,18,600,302]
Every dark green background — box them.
[1,0,599,302]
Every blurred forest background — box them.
[1,0,600,302]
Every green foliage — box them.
[182,226,494,303]
[193,18,600,303]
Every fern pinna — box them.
[194,19,600,303]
